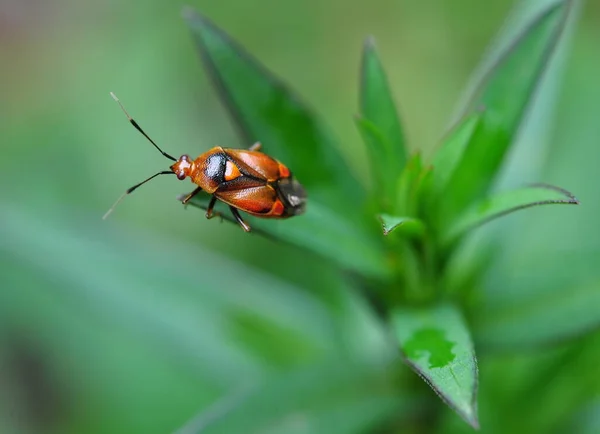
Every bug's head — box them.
[277,177,307,216]
[170,155,194,180]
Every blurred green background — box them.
[1,0,599,433]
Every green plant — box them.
[2,1,598,434]
[178,0,593,430]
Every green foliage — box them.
[2,1,598,433]
[358,37,407,212]
[392,304,479,428]
[475,278,600,350]
[183,10,389,279]
[180,0,587,430]
[442,183,578,245]
[440,2,569,218]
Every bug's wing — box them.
[215,185,285,217]
[224,149,283,181]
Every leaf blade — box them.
[443,183,579,244]
[354,116,395,211]
[179,360,403,434]
[391,304,479,428]
[475,279,600,350]
[180,192,391,279]
[359,38,407,210]
[441,2,571,216]
[430,112,483,195]
[182,9,389,278]
[183,8,360,211]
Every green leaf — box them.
[430,112,483,195]
[442,2,571,216]
[391,304,479,428]
[442,183,579,244]
[182,9,389,279]
[183,8,360,213]
[475,279,600,350]
[0,203,393,433]
[557,400,600,434]
[379,214,425,238]
[181,192,391,279]
[354,116,396,212]
[396,153,426,217]
[176,360,403,434]
[359,37,407,209]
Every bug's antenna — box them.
[103,171,174,220]
[110,92,177,162]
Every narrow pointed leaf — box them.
[475,279,600,350]
[181,193,391,279]
[183,8,361,212]
[177,360,402,434]
[183,9,388,278]
[359,38,407,209]
[354,116,396,211]
[443,183,578,244]
[430,112,483,195]
[391,304,479,428]
[360,38,406,159]
[442,2,571,216]
[396,153,426,217]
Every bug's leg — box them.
[249,142,262,152]
[229,206,251,232]
[181,186,203,205]
[205,196,221,220]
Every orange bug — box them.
[103,93,306,232]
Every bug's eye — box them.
[177,172,186,180]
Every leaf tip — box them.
[181,5,216,30]
[529,183,580,204]
[363,35,377,51]
[181,4,198,21]
[460,400,480,430]
[378,214,394,236]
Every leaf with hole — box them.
[391,304,479,429]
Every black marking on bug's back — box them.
[219,174,267,191]
[204,152,227,183]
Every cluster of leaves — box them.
[180,0,585,430]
